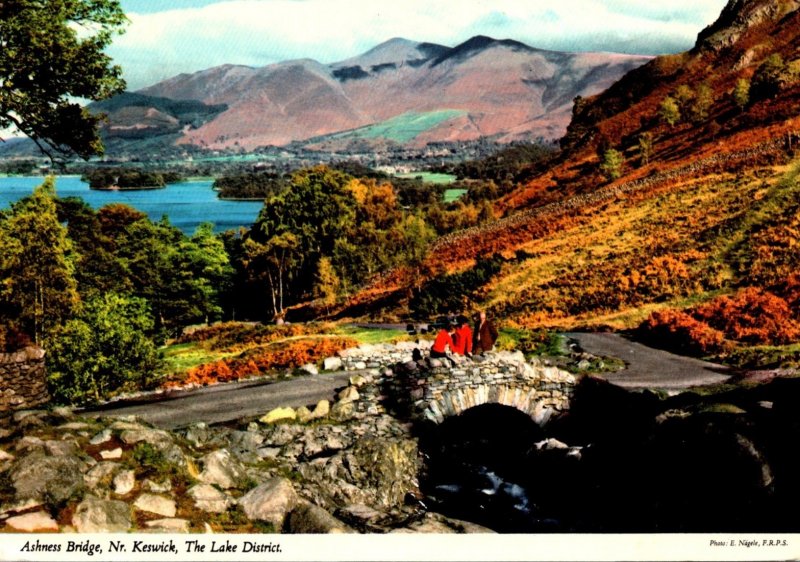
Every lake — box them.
[0,176,264,234]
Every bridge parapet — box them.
[383,350,576,425]
[321,343,576,425]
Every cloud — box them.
[111,0,728,90]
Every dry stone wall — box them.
[0,346,49,414]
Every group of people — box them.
[430,311,499,359]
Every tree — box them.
[249,166,356,308]
[47,293,161,404]
[751,54,787,101]
[313,256,340,313]
[673,85,695,113]
[690,83,714,123]
[659,96,681,127]
[0,0,128,159]
[638,132,654,166]
[0,177,79,343]
[733,78,750,110]
[600,148,624,181]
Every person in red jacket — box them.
[452,315,473,356]
[430,323,457,358]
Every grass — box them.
[443,188,468,202]
[328,110,467,144]
[161,342,239,375]
[395,172,457,185]
[331,325,410,345]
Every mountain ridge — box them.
[107,35,651,151]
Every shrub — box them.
[694,287,800,345]
[163,336,358,388]
[47,293,162,405]
[638,309,727,355]
[410,255,505,318]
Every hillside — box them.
[341,0,800,366]
[129,36,649,150]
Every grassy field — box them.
[442,188,468,202]
[394,172,457,185]
[328,110,466,144]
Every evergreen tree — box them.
[0,177,79,343]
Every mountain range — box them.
[96,36,650,152]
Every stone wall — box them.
[322,342,576,426]
[0,346,49,414]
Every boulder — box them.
[198,449,247,490]
[238,478,298,529]
[337,386,359,404]
[260,407,297,424]
[9,450,87,505]
[286,501,352,533]
[323,357,343,372]
[300,363,319,375]
[134,494,176,517]
[329,401,355,421]
[349,437,419,508]
[188,484,233,513]
[89,428,113,445]
[84,462,120,491]
[144,518,190,533]
[5,511,59,532]
[296,406,312,423]
[310,400,330,420]
[142,479,172,493]
[227,430,265,453]
[100,448,123,460]
[113,470,135,496]
[72,497,132,533]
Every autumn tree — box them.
[0,177,79,343]
[0,0,127,159]
[600,148,624,181]
[690,83,714,123]
[314,256,340,313]
[659,96,681,126]
[638,132,654,166]
[733,78,750,110]
[751,54,787,100]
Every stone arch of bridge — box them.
[417,383,557,425]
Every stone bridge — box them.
[326,342,576,426]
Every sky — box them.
[112,0,730,90]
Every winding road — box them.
[81,332,732,430]
[567,332,731,389]
[82,372,352,430]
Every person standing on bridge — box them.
[473,311,498,354]
[430,322,457,359]
[452,315,473,356]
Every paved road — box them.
[80,332,732,429]
[82,372,352,430]
[566,332,731,389]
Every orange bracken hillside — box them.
[339,0,800,336]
